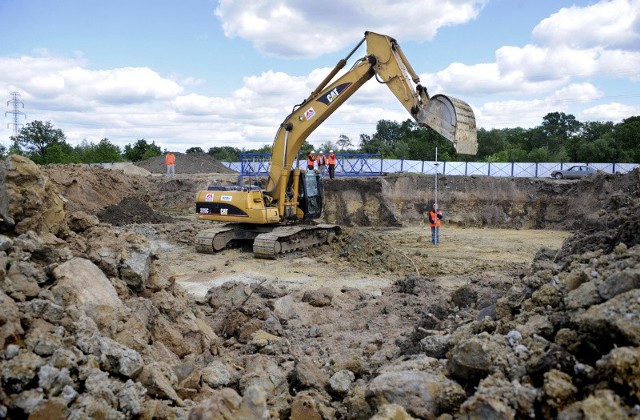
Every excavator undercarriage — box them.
[195,223,340,259]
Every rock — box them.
[595,346,640,400]
[201,361,232,388]
[459,373,538,419]
[188,388,242,419]
[2,155,68,235]
[117,379,146,416]
[302,287,334,307]
[205,281,252,311]
[565,280,602,309]
[370,403,415,419]
[51,257,125,314]
[447,337,494,383]
[248,330,289,355]
[2,350,45,393]
[558,389,629,419]
[117,237,155,291]
[5,260,41,300]
[367,370,465,419]
[113,314,151,352]
[290,390,335,420]
[575,289,640,346]
[290,357,329,392]
[542,369,577,417]
[66,211,99,232]
[597,268,640,300]
[0,235,13,251]
[329,370,355,395]
[0,290,24,348]
[37,365,74,396]
[420,334,451,359]
[273,294,297,321]
[137,362,182,405]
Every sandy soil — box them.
[158,225,569,300]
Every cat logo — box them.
[317,82,352,105]
[220,208,228,216]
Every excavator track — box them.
[194,224,237,254]
[253,224,340,259]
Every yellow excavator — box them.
[195,31,478,258]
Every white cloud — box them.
[533,0,640,50]
[581,102,640,121]
[214,0,487,58]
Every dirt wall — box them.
[323,171,640,230]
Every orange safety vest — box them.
[429,210,442,228]
[316,155,326,165]
[307,153,315,168]
[327,153,337,165]
[166,153,175,165]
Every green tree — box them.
[123,139,162,162]
[43,141,78,163]
[541,112,582,159]
[208,146,241,161]
[610,116,640,162]
[186,147,204,154]
[477,128,507,161]
[14,120,67,164]
[0,143,6,160]
[336,134,353,151]
[74,138,123,163]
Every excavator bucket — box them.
[418,94,478,155]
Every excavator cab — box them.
[298,171,324,220]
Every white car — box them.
[550,165,597,179]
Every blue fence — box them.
[225,154,639,178]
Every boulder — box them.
[367,370,465,419]
[1,155,67,235]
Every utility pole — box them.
[6,91,26,137]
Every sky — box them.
[1,0,639,153]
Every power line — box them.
[5,91,26,137]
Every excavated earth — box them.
[0,153,639,419]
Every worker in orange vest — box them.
[428,203,443,245]
[316,151,327,176]
[165,152,176,177]
[327,150,337,179]
[307,150,316,171]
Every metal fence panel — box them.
[223,158,639,178]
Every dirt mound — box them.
[97,197,175,226]
[134,152,237,174]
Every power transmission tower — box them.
[6,91,26,137]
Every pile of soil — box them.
[134,152,236,174]
[97,197,175,226]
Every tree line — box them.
[1,112,639,165]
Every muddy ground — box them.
[1,153,639,419]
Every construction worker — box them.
[307,150,316,171]
[428,203,443,245]
[316,151,327,175]
[165,151,176,177]
[327,150,337,179]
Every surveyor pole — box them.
[434,147,439,207]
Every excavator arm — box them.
[266,31,477,215]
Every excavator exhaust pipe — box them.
[418,94,478,155]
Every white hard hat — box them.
[329,150,334,153]
[319,150,324,154]
[311,150,315,153]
